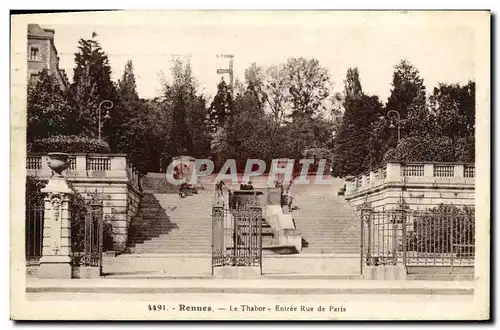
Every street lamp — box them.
[387,110,401,142]
[98,100,113,141]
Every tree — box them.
[207,79,233,133]
[113,60,141,152]
[162,58,211,160]
[386,59,426,122]
[27,68,74,141]
[187,94,212,158]
[368,59,429,163]
[429,81,475,143]
[170,90,192,156]
[69,35,117,141]
[117,60,139,105]
[284,57,331,120]
[343,67,363,100]
[332,94,384,177]
[331,68,384,177]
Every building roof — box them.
[28,24,54,39]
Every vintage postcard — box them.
[10,10,490,320]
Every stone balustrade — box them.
[344,161,475,211]
[346,162,475,196]
[26,153,142,192]
[26,153,143,251]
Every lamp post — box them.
[387,110,401,142]
[98,100,113,141]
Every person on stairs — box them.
[216,180,225,204]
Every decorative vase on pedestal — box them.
[38,152,74,279]
[47,152,70,177]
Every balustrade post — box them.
[386,162,401,180]
[455,164,465,178]
[423,163,434,177]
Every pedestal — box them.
[38,256,72,279]
[38,177,74,279]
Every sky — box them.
[42,13,475,103]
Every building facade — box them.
[27,24,69,90]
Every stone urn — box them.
[47,152,70,177]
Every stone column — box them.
[38,178,74,279]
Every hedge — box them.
[383,135,474,163]
[28,135,111,154]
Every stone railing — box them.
[345,162,475,196]
[26,153,142,192]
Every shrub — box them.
[70,192,114,257]
[406,204,475,254]
[383,135,468,163]
[26,176,47,206]
[28,135,111,153]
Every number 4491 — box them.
[148,305,166,311]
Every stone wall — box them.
[345,162,475,212]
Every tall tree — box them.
[429,81,475,162]
[186,94,211,158]
[331,68,384,177]
[27,68,74,142]
[343,67,363,100]
[69,35,117,141]
[113,60,140,152]
[429,81,475,142]
[206,79,233,133]
[262,63,290,124]
[170,90,192,156]
[386,59,426,121]
[332,95,384,177]
[117,60,139,104]
[163,58,197,157]
[284,57,331,120]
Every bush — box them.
[26,176,47,206]
[406,204,475,254]
[383,135,469,163]
[28,135,111,153]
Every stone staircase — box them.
[104,174,360,276]
[289,182,361,255]
[126,192,212,254]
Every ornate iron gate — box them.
[212,205,263,270]
[71,197,104,273]
[361,203,475,271]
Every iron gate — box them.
[26,203,44,264]
[71,198,104,272]
[212,205,263,270]
[361,204,475,270]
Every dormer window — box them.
[29,47,39,61]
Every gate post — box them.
[359,201,373,266]
[38,177,74,279]
[394,199,407,266]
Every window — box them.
[29,47,39,61]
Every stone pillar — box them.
[423,163,434,177]
[455,164,465,178]
[386,162,401,180]
[38,178,74,279]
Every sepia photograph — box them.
[9,10,490,320]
